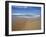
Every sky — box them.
[12,6,41,16]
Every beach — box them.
[12,15,41,31]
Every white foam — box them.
[16,15,40,18]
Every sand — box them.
[12,15,41,31]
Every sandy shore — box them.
[12,15,41,31]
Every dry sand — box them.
[12,15,41,31]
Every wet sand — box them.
[12,15,41,31]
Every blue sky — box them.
[12,6,41,15]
